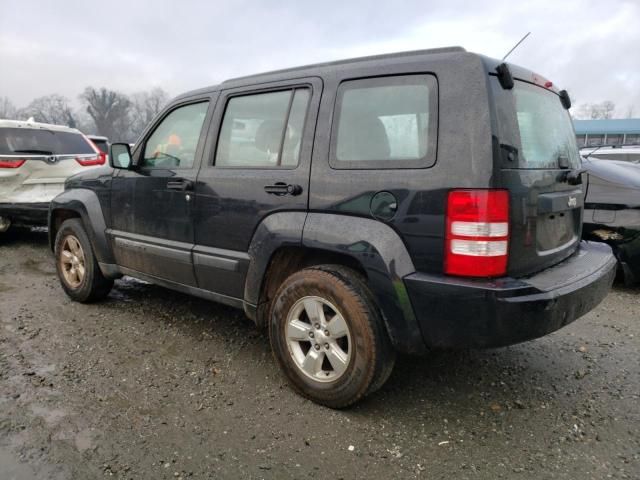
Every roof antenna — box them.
[502,32,531,61]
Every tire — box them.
[269,265,396,408]
[54,218,113,302]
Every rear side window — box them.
[330,75,438,169]
[0,128,94,155]
[513,82,580,169]
[215,88,310,168]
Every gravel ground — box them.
[0,228,639,480]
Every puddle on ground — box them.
[108,276,152,302]
[35,364,56,376]
[0,447,39,480]
[73,428,94,452]
[29,405,67,426]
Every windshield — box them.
[513,81,580,169]
[0,128,95,155]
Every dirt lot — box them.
[0,228,639,480]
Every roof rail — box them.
[222,46,466,84]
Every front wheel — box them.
[54,219,113,302]
[269,265,395,408]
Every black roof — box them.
[175,46,468,101]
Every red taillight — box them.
[0,158,26,168]
[75,152,106,167]
[445,189,510,277]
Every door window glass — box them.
[216,88,309,168]
[142,102,209,169]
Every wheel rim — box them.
[59,234,86,289]
[285,296,352,383]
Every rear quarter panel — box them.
[309,52,494,274]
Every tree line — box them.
[0,87,170,143]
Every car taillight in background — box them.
[77,135,107,167]
[0,158,26,168]
[75,152,106,167]
[445,189,510,277]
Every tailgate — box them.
[492,77,584,277]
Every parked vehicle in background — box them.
[49,48,616,407]
[87,135,110,156]
[580,145,640,163]
[582,156,640,285]
[0,119,106,232]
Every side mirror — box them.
[109,143,133,169]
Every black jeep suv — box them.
[49,47,616,408]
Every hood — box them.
[65,166,113,190]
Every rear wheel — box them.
[54,219,113,302]
[269,265,395,408]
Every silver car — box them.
[0,119,106,232]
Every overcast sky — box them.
[1,0,638,116]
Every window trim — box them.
[138,99,211,171]
[329,74,438,170]
[212,85,312,170]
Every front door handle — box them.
[264,182,303,196]
[167,179,194,191]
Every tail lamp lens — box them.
[445,189,510,277]
[0,158,26,168]
[75,152,106,166]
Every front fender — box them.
[48,189,115,266]
[303,213,424,354]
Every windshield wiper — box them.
[13,149,54,155]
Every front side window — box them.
[331,75,437,169]
[215,88,310,168]
[142,102,209,169]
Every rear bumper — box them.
[0,202,50,226]
[404,241,616,349]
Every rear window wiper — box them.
[13,149,54,155]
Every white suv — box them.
[0,119,106,232]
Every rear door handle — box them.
[264,182,303,196]
[167,179,194,191]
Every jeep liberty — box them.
[49,47,616,407]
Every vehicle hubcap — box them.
[59,235,86,289]
[285,296,351,383]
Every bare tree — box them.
[625,106,635,119]
[18,94,77,127]
[575,101,616,120]
[80,87,132,141]
[129,87,170,140]
[0,96,18,119]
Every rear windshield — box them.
[513,82,580,169]
[0,128,94,155]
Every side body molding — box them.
[48,188,117,273]
[302,213,425,354]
